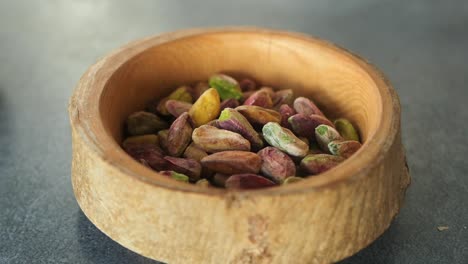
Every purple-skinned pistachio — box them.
[205,119,221,128]
[200,151,261,175]
[243,90,273,108]
[235,105,281,126]
[288,114,334,139]
[273,89,294,108]
[167,112,193,157]
[164,156,202,181]
[220,98,240,111]
[241,91,255,103]
[279,104,296,129]
[165,100,192,118]
[217,108,264,150]
[239,78,257,91]
[293,97,325,117]
[257,147,296,182]
[225,174,277,189]
[124,144,167,171]
[157,86,193,115]
[300,154,345,174]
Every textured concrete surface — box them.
[0,0,467,263]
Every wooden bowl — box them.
[69,28,410,264]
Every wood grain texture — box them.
[68,28,410,264]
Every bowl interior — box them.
[98,30,385,191]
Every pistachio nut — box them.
[279,104,296,129]
[124,144,167,171]
[300,154,345,174]
[188,88,221,127]
[328,140,362,158]
[315,124,342,152]
[122,134,159,149]
[243,90,273,108]
[164,156,202,181]
[225,174,277,189]
[192,125,251,153]
[239,78,257,91]
[126,111,168,136]
[334,118,360,141]
[165,100,192,118]
[293,97,325,117]
[236,105,281,125]
[288,114,334,138]
[201,151,261,175]
[257,147,296,182]
[262,122,309,157]
[167,112,193,157]
[273,89,294,108]
[157,86,193,115]
[157,129,169,152]
[218,108,263,150]
[220,98,240,111]
[183,142,208,161]
[208,73,242,100]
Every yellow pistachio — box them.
[188,88,221,127]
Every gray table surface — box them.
[1,0,467,263]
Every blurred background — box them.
[1,1,467,263]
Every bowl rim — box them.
[68,27,400,196]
